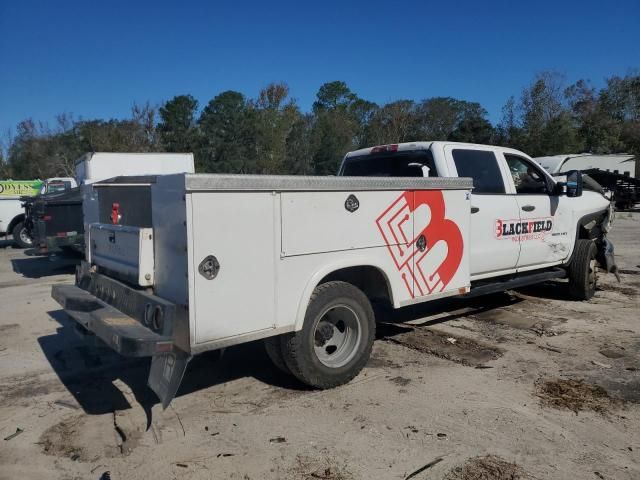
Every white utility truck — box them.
[52,142,615,407]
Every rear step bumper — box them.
[52,284,173,356]
[51,280,191,409]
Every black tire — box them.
[264,336,291,374]
[281,281,375,389]
[12,221,33,248]
[568,239,598,300]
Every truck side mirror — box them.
[565,170,583,198]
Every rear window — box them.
[46,181,73,193]
[451,149,505,194]
[341,151,438,177]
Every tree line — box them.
[2,71,638,179]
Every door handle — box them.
[522,205,536,212]
[471,206,479,214]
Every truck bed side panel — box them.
[189,191,277,344]
[281,191,409,256]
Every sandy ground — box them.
[0,213,638,480]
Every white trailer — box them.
[52,142,615,407]
[75,152,195,185]
[535,153,636,177]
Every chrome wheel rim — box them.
[313,304,362,368]
[19,228,32,246]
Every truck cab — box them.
[340,141,614,283]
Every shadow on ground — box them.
[0,239,19,249]
[39,310,307,422]
[38,281,565,422]
[11,256,78,278]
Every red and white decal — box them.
[495,217,553,242]
[376,191,463,299]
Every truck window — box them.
[341,151,438,177]
[45,181,72,193]
[504,154,548,194]
[451,149,505,194]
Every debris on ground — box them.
[535,378,619,414]
[381,327,502,367]
[4,427,23,441]
[389,376,411,386]
[591,360,612,369]
[404,457,443,479]
[444,455,525,480]
[53,399,79,410]
[269,436,287,443]
[290,455,353,480]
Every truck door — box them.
[445,145,521,278]
[502,153,572,268]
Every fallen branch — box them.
[405,457,443,480]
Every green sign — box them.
[0,180,43,197]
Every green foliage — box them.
[253,83,301,174]
[3,73,639,179]
[197,91,256,173]
[158,95,200,153]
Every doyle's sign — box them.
[0,180,43,197]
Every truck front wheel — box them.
[281,281,375,389]
[12,221,33,248]
[568,239,598,300]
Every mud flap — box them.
[148,348,191,409]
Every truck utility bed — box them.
[54,172,472,406]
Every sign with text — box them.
[0,180,43,197]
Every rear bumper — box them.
[51,273,191,409]
[52,283,173,357]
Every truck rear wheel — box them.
[281,281,375,389]
[568,239,598,300]
[12,221,33,248]
[264,336,290,374]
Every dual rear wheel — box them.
[264,281,375,389]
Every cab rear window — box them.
[451,149,505,194]
[341,151,438,177]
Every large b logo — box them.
[376,191,463,298]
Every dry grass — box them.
[535,378,618,414]
[289,455,352,480]
[444,455,525,480]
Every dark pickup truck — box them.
[23,188,84,254]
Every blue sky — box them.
[1,0,638,137]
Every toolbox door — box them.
[190,192,277,344]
